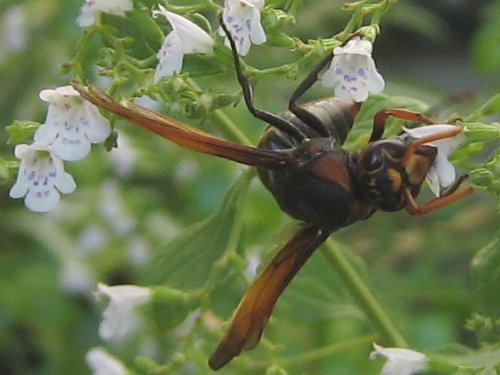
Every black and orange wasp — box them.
[72,20,473,370]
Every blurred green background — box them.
[0,0,498,374]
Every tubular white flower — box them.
[404,124,463,196]
[153,6,214,82]
[35,85,111,161]
[220,0,266,56]
[322,37,385,102]
[370,343,428,375]
[96,283,152,342]
[86,347,127,375]
[77,0,133,27]
[9,144,76,212]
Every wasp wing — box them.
[72,83,295,170]
[208,225,329,370]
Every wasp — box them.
[72,20,473,371]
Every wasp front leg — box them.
[404,175,474,215]
[370,109,435,142]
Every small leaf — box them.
[0,158,19,184]
[149,286,197,331]
[6,120,40,144]
[463,122,500,142]
[471,237,500,316]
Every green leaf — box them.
[149,172,251,290]
[471,237,500,317]
[5,120,40,144]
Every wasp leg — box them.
[219,17,307,143]
[370,109,435,142]
[404,177,473,215]
[287,53,336,137]
[209,224,329,370]
[400,125,462,167]
[72,83,297,170]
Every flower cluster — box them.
[9,85,111,212]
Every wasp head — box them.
[354,136,437,211]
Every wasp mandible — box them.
[72,18,473,371]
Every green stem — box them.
[321,239,407,347]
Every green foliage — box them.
[0,1,499,375]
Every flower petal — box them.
[77,0,133,27]
[404,124,462,194]
[221,0,266,56]
[154,6,213,54]
[154,31,184,81]
[96,283,151,341]
[86,347,127,375]
[370,344,428,375]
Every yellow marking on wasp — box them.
[387,168,402,193]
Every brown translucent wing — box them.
[72,83,295,170]
[209,225,330,370]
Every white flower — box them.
[96,283,152,342]
[370,343,428,375]
[220,0,266,56]
[77,0,133,27]
[86,347,127,375]
[404,124,462,196]
[34,85,111,162]
[322,37,385,102]
[9,144,76,212]
[153,6,214,82]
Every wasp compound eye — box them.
[363,149,383,171]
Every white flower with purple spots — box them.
[220,0,266,56]
[153,6,214,82]
[9,144,76,212]
[322,37,384,102]
[404,124,463,197]
[96,283,152,342]
[77,0,133,27]
[370,343,428,375]
[34,85,111,162]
